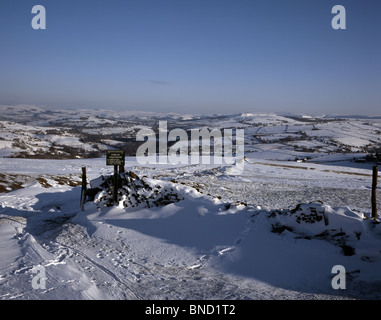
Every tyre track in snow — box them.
[41,221,319,299]
[11,213,254,299]
[50,223,229,299]
[55,241,142,299]
[48,223,143,299]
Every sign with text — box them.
[106,150,125,166]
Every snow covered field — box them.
[1,155,380,300]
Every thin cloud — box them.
[145,80,171,85]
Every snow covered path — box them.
[1,158,381,300]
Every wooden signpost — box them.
[106,150,125,204]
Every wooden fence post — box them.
[372,165,378,219]
[113,165,118,204]
[80,166,87,211]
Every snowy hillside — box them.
[1,105,381,162]
[0,105,381,300]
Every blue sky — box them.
[0,0,380,115]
